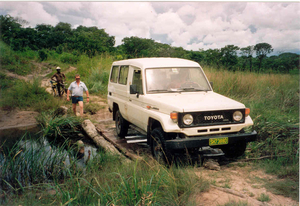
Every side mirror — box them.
[210,81,213,89]
[130,84,137,94]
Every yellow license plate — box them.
[209,137,228,146]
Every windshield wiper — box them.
[181,87,207,91]
[148,89,169,93]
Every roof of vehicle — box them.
[112,57,200,69]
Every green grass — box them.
[218,200,249,206]
[0,134,77,195]
[1,112,209,205]
[257,193,271,202]
[36,110,82,143]
[1,138,209,205]
[0,41,38,75]
[0,77,62,112]
[204,66,299,200]
[84,103,104,114]
[265,177,299,201]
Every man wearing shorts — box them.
[67,74,89,117]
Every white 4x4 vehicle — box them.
[108,58,257,163]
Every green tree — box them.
[122,36,155,58]
[254,43,273,72]
[52,22,73,49]
[0,15,22,45]
[202,49,222,69]
[240,45,254,72]
[35,24,54,49]
[220,45,240,70]
[70,26,115,57]
[153,42,173,57]
[189,50,204,64]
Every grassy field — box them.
[0,51,299,204]
[205,66,299,200]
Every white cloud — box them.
[0,2,59,27]
[0,2,299,53]
[152,10,186,35]
[47,2,83,13]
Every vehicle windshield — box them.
[146,67,211,93]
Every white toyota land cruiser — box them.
[107,58,257,163]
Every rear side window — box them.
[110,66,119,83]
[119,66,129,85]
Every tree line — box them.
[1,15,299,73]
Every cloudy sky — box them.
[0,1,299,55]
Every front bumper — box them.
[165,130,257,150]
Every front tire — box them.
[220,141,247,158]
[151,128,172,165]
[52,87,57,97]
[115,110,129,138]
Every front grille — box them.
[178,109,245,128]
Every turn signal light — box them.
[170,112,178,123]
[245,108,250,117]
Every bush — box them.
[60,52,79,64]
[37,110,82,142]
[56,45,63,54]
[38,49,48,61]
[0,78,61,111]
[84,103,103,114]
[87,68,109,94]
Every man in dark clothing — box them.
[51,67,66,97]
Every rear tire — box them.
[151,128,172,165]
[115,110,129,138]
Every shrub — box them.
[38,49,48,61]
[0,78,61,111]
[84,103,103,114]
[60,52,79,64]
[37,110,82,142]
[87,68,109,94]
[56,45,63,54]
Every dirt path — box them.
[194,165,298,206]
[1,63,298,206]
[0,63,74,128]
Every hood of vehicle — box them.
[146,91,245,113]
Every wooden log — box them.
[95,126,143,161]
[211,185,246,198]
[238,154,287,162]
[81,119,131,163]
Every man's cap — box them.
[56,67,61,70]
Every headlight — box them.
[233,111,243,122]
[183,114,193,125]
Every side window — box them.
[110,66,119,83]
[132,69,143,94]
[119,66,129,85]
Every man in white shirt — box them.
[67,74,90,117]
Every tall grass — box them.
[0,41,38,75]
[0,78,62,112]
[0,134,77,195]
[204,66,299,180]
[1,139,209,205]
[36,110,82,145]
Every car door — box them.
[127,66,146,130]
